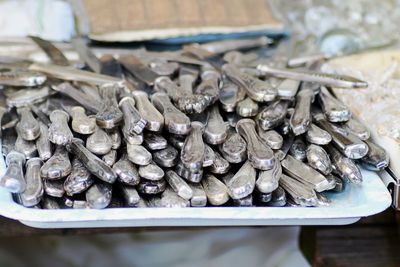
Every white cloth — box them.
[0,0,74,41]
[0,227,309,267]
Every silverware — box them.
[290,87,313,135]
[86,126,113,155]
[361,139,389,171]
[254,189,272,204]
[204,105,228,145]
[341,117,370,140]
[119,184,140,207]
[181,121,205,172]
[196,67,220,106]
[168,134,186,150]
[0,67,47,87]
[175,161,203,183]
[66,138,117,183]
[100,55,124,77]
[219,129,247,163]
[112,154,140,186]
[201,174,230,206]
[236,119,275,170]
[0,151,26,193]
[69,106,96,135]
[209,150,230,174]
[155,76,207,114]
[256,100,289,130]
[119,55,159,86]
[86,182,112,209]
[257,64,368,88]
[30,35,69,66]
[316,193,331,207]
[165,170,193,200]
[219,76,245,112]
[306,124,332,145]
[258,129,283,150]
[188,182,207,207]
[151,92,191,135]
[18,157,43,207]
[71,37,101,73]
[108,129,121,149]
[143,132,167,151]
[122,125,143,145]
[139,162,165,181]
[131,90,164,132]
[318,86,351,122]
[96,83,123,129]
[223,64,277,102]
[102,150,117,166]
[16,107,40,141]
[314,112,368,159]
[279,174,318,207]
[236,97,259,117]
[223,160,256,199]
[29,62,123,85]
[281,155,332,192]
[119,96,147,135]
[64,158,94,196]
[43,179,65,197]
[306,144,332,175]
[153,145,179,168]
[159,187,190,208]
[276,79,301,100]
[48,110,73,145]
[190,36,271,55]
[0,125,27,193]
[52,82,102,113]
[289,137,307,161]
[6,86,50,108]
[127,144,152,166]
[40,145,71,179]
[15,135,37,159]
[202,144,215,167]
[42,196,61,209]
[256,156,282,194]
[137,179,166,195]
[275,133,295,161]
[326,145,363,184]
[326,174,345,192]
[232,195,253,207]
[149,59,179,76]
[266,186,286,207]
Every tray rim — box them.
[0,169,391,228]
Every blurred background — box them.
[0,1,399,267]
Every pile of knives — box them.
[0,36,389,209]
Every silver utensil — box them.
[112,154,140,186]
[306,144,332,175]
[223,64,277,102]
[257,64,368,88]
[181,121,205,172]
[131,90,164,132]
[256,156,282,194]
[138,162,165,181]
[66,138,117,183]
[64,158,94,196]
[236,119,275,170]
[151,92,191,135]
[223,160,256,199]
[18,157,43,206]
[201,174,230,206]
[281,155,332,192]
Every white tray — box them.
[0,167,391,228]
